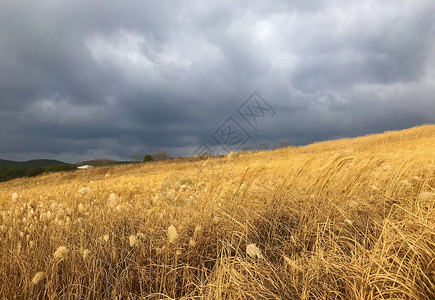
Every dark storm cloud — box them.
[291,6,435,92]
[0,0,434,162]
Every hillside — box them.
[0,125,434,299]
[76,159,132,167]
[0,159,72,183]
[0,159,66,168]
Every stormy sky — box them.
[1,0,434,163]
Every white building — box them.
[77,165,95,170]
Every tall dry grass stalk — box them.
[0,125,434,299]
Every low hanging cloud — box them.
[0,0,434,162]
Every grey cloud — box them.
[290,2,435,92]
[0,0,434,162]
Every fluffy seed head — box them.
[129,235,138,247]
[12,192,20,202]
[82,249,90,260]
[283,255,299,270]
[246,243,263,259]
[227,152,238,159]
[194,225,203,238]
[78,187,92,195]
[400,180,411,187]
[108,193,119,208]
[189,238,197,247]
[418,191,435,201]
[53,246,69,261]
[167,225,178,243]
[348,200,359,208]
[109,193,118,202]
[31,272,45,285]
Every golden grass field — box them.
[0,125,434,299]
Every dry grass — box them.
[0,125,434,299]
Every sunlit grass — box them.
[0,125,434,299]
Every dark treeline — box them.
[0,164,77,182]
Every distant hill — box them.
[0,159,72,182]
[76,159,132,167]
[0,159,67,168]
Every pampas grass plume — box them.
[246,243,263,259]
[167,225,178,243]
[129,235,138,247]
[12,192,19,202]
[31,271,45,285]
[53,246,69,261]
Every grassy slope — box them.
[0,125,434,299]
